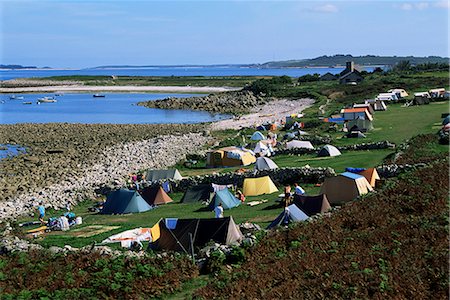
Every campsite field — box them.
[16,100,449,249]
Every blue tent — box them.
[443,115,450,125]
[208,188,241,210]
[251,131,265,141]
[101,189,152,214]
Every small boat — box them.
[37,97,57,103]
[55,93,64,96]
[22,102,33,105]
[93,94,106,98]
[9,95,24,100]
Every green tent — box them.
[348,117,373,132]
[101,189,152,214]
[208,188,241,210]
[146,169,183,182]
[180,184,214,203]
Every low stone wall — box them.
[376,163,429,178]
[274,140,396,156]
[145,167,336,193]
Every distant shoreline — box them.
[0,85,241,94]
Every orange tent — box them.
[358,168,380,187]
[140,186,173,206]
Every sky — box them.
[0,0,449,68]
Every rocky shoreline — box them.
[0,123,210,221]
[138,90,270,115]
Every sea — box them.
[0,93,229,124]
[0,66,378,125]
[0,66,378,81]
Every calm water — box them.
[0,66,378,80]
[0,144,26,159]
[0,93,230,124]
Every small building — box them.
[320,72,338,81]
[339,61,364,85]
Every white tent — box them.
[254,141,271,156]
[254,156,279,171]
[318,144,341,157]
[286,140,314,150]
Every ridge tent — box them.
[208,188,241,210]
[243,176,278,196]
[320,172,373,204]
[149,217,243,252]
[292,194,331,216]
[318,145,341,157]
[267,204,309,229]
[180,184,214,203]
[254,157,279,171]
[206,147,256,168]
[251,131,266,141]
[140,186,173,206]
[101,189,152,214]
[348,117,374,132]
[286,140,314,150]
[355,168,380,188]
[442,115,450,125]
[146,169,182,182]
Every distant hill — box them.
[0,64,39,69]
[91,64,255,69]
[259,55,449,68]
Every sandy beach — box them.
[210,98,315,130]
[0,85,241,93]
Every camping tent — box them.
[348,117,374,132]
[146,169,182,182]
[101,189,152,214]
[442,115,450,125]
[292,194,331,216]
[149,217,243,252]
[253,141,271,156]
[208,188,241,210]
[254,157,279,171]
[267,204,309,229]
[206,147,256,168]
[140,186,173,206]
[180,184,213,203]
[355,168,380,188]
[251,131,265,141]
[286,140,314,150]
[318,145,341,157]
[320,172,373,204]
[243,176,278,196]
[346,131,366,138]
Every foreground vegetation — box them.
[195,158,449,299]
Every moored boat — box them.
[22,102,32,105]
[37,97,57,103]
[10,95,24,100]
[93,94,106,98]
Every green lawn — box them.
[21,184,320,248]
[331,101,448,145]
[272,149,393,173]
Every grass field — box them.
[16,88,448,249]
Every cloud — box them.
[313,4,338,13]
[433,0,450,9]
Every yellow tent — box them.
[320,172,373,204]
[206,147,256,168]
[358,168,380,188]
[243,176,278,196]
